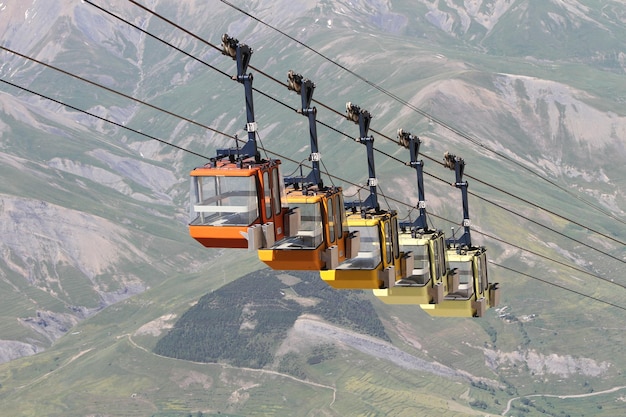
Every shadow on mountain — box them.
[154,268,389,368]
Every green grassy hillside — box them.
[0,251,623,416]
[0,0,625,415]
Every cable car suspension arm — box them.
[284,70,323,189]
[217,34,260,164]
[345,102,379,212]
[444,152,472,248]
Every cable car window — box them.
[403,243,430,285]
[449,260,473,298]
[328,196,336,243]
[276,202,323,249]
[272,168,282,215]
[263,171,272,220]
[277,166,288,209]
[384,220,392,264]
[189,175,259,226]
[337,225,381,270]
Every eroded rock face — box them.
[484,347,611,378]
[0,195,150,361]
[0,340,41,364]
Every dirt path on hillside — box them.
[501,386,626,415]
[16,348,93,390]
[125,315,504,411]
[126,333,337,408]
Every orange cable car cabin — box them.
[258,72,356,270]
[259,186,353,270]
[320,103,409,289]
[189,34,288,250]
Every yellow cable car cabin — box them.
[374,229,448,304]
[419,152,500,317]
[320,103,407,289]
[188,34,288,250]
[374,130,447,305]
[258,72,355,270]
[322,209,405,289]
[421,245,499,317]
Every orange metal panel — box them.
[257,187,348,270]
[188,224,249,249]
[258,247,325,270]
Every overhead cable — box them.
[3,75,624,312]
[217,0,626,230]
[490,262,626,312]
[117,0,626,251]
[2,48,624,295]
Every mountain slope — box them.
[154,269,389,367]
[0,1,217,359]
[0,0,625,415]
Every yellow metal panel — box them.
[373,286,430,304]
[320,268,382,289]
[345,216,385,227]
[420,300,476,317]
[284,191,325,204]
[398,233,430,246]
[446,251,474,263]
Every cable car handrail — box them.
[195,190,258,204]
[193,205,252,213]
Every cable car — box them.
[373,130,448,304]
[420,153,500,317]
[257,72,357,270]
[320,103,410,289]
[189,34,288,249]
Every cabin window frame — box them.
[327,196,336,243]
[272,168,282,216]
[263,170,272,221]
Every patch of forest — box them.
[154,268,389,368]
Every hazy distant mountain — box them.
[0,1,625,415]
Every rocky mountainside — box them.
[0,0,624,399]
[0,0,218,361]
